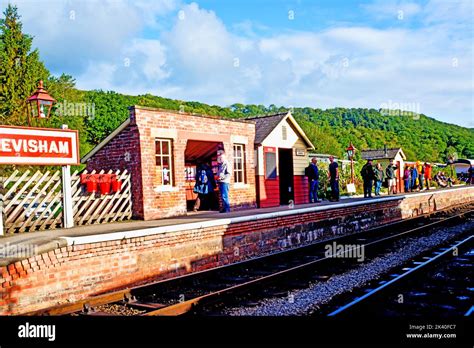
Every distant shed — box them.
[361,147,406,193]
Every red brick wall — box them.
[133,107,257,219]
[86,124,144,219]
[1,186,472,315]
[86,107,257,220]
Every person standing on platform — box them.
[386,160,398,195]
[374,163,385,196]
[217,149,232,213]
[328,155,339,201]
[410,165,418,192]
[404,166,411,193]
[361,159,375,198]
[418,161,424,190]
[424,162,432,190]
[193,161,216,211]
[306,157,321,203]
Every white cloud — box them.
[12,0,178,74]
[7,0,473,127]
[362,0,422,19]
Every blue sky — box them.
[4,0,473,127]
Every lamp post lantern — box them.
[26,80,56,126]
[346,142,356,184]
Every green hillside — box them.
[75,90,474,163]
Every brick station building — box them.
[82,106,257,220]
[82,106,315,220]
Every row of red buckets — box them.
[80,174,122,195]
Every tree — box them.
[0,4,49,125]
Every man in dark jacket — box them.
[361,159,376,198]
[328,155,339,201]
[374,163,385,196]
[386,161,398,195]
[306,157,321,203]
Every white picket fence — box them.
[0,170,63,233]
[0,168,132,235]
[71,169,132,226]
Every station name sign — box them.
[0,125,79,165]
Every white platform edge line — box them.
[61,186,473,245]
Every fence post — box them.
[0,200,4,236]
[61,124,74,229]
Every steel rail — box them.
[327,235,474,316]
[25,205,472,316]
[144,209,473,316]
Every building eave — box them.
[81,118,131,164]
[285,113,315,150]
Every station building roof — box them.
[361,148,406,161]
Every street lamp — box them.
[27,80,56,126]
[346,142,356,184]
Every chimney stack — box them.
[384,144,388,157]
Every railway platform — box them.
[0,185,472,314]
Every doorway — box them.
[184,140,223,212]
[278,148,294,205]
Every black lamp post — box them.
[346,142,356,184]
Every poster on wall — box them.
[0,125,79,166]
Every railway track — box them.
[327,235,474,317]
[26,204,473,317]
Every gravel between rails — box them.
[94,304,146,316]
[222,220,474,316]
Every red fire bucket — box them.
[111,180,122,192]
[99,182,110,195]
[80,174,88,184]
[98,174,111,195]
[86,180,97,193]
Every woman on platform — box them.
[404,166,411,193]
[424,163,432,190]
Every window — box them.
[282,125,287,140]
[185,165,196,181]
[155,139,173,186]
[233,144,245,183]
[264,147,277,179]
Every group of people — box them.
[402,161,432,193]
[434,171,453,188]
[197,151,471,213]
[361,159,433,197]
[307,156,439,202]
[360,160,399,197]
[193,149,231,213]
[306,156,340,202]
